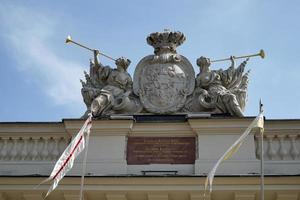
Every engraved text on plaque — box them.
[127,137,195,164]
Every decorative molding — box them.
[63,119,134,136]
[0,122,67,138]
[188,117,260,135]
[0,177,300,200]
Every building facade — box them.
[0,116,299,200]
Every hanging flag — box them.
[204,113,264,194]
[37,114,92,198]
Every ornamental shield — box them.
[133,30,195,114]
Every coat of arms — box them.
[72,30,264,117]
[133,30,195,113]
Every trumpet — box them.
[65,35,116,61]
[210,49,265,63]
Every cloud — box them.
[0,3,84,106]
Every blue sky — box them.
[0,0,300,121]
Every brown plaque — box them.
[127,137,195,165]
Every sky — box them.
[0,0,300,121]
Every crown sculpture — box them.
[77,30,263,118]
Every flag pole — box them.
[259,99,264,200]
[79,114,92,200]
[79,131,90,200]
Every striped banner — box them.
[37,114,92,198]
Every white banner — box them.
[205,113,264,193]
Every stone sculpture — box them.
[81,50,142,118]
[80,30,258,118]
[183,56,249,117]
[133,30,195,113]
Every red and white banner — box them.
[38,114,92,198]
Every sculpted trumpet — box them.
[210,49,265,63]
[65,35,116,61]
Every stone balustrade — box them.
[0,122,70,163]
[0,136,69,161]
[255,133,300,161]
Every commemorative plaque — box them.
[127,137,196,165]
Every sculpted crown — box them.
[146,29,186,54]
[115,57,131,69]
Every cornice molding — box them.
[63,119,134,136]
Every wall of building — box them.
[0,117,299,199]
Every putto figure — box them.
[191,56,249,117]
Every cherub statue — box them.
[189,56,249,117]
[81,50,142,118]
